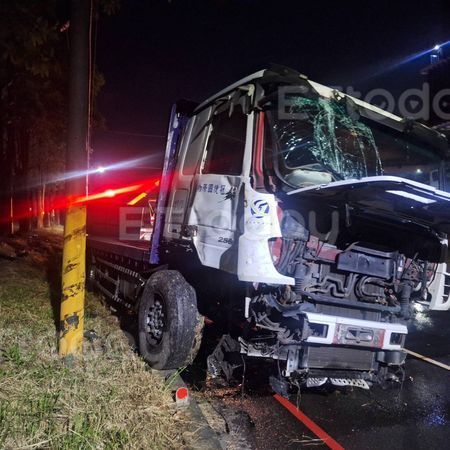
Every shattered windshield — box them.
[265,95,443,189]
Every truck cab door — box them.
[164,91,294,284]
[187,99,250,272]
[164,106,212,239]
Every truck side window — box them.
[182,107,211,175]
[203,106,247,175]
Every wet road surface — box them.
[187,308,450,450]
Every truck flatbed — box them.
[87,235,150,263]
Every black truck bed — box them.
[87,235,151,263]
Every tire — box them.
[138,270,203,370]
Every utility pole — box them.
[59,0,91,359]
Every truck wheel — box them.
[138,270,203,370]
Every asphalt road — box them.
[195,307,450,450]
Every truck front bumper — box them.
[304,312,407,351]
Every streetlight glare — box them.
[97,166,106,173]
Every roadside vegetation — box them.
[0,232,187,449]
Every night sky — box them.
[92,0,449,167]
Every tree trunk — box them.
[0,98,13,235]
[17,125,31,233]
[36,187,44,229]
[42,183,50,227]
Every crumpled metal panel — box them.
[188,174,241,273]
[238,182,295,285]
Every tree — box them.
[0,0,118,234]
[0,1,68,232]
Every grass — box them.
[0,232,188,449]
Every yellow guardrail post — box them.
[59,0,91,359]
[59,204,87,357]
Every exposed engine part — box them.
[207,231,428,393]
[274,207,435,324]
[337,244,398,279]
[269,375,291,397]
[207,334,242,382]
[276,232,431,320]
[399,282,414,320]
[240,304,407,380]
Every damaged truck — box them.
[87,66,450,393]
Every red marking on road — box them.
[273,394,345,450]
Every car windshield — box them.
[265,95,444,189]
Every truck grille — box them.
[304,345,375,371]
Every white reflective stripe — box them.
[386,190,436,204]
[287,175,450,200]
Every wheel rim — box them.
[145,294,165,345]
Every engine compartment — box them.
[236,191,444,391]
[271,203,437,317]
